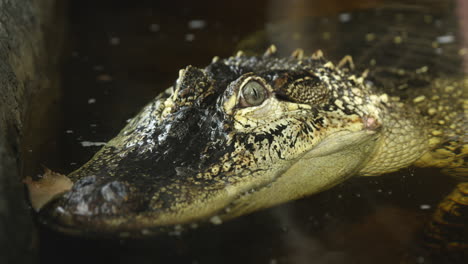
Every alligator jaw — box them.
[37,126,379,237]
[212,129,380,221]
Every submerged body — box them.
[33,44,467,236]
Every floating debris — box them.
[149,23,160,32]
[393,36,403,44]
[23,168,73,211]
[436,35,455,44]
[96,74,113,82]
[339,13,351,23]
[188,20,206,29]
[80,141,106,147]
[109,37,120,45]
[420,204,431,210]
[185,33,195,42]
[210,215,223,225]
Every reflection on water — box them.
[36,0,466,263]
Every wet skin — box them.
[34,43,467,237]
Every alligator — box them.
[24,8,467,261]
[28,43,466,235]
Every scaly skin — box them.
[35,46,467,237]
[424,182,468,259]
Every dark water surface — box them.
[33,0,465,263]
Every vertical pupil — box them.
[251,86,258,99]
[243,81,266,106]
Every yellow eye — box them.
[241,81,267,107]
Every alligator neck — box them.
[359,76,467,176]
[411,76,467,176]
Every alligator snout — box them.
[55,176,145,217]
[37,99,235,235]
[38,175,150,235]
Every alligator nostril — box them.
[211,121,217,129]
[73,175,97,188]
[100,181,128,203]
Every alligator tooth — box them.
[264,44,277,56]
[337,55,355,71]
[236,50,245,57]
[311,49,324,59]
[291,48,304,59]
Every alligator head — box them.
[39,46,385,236]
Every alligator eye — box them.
[240,81,268,107]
